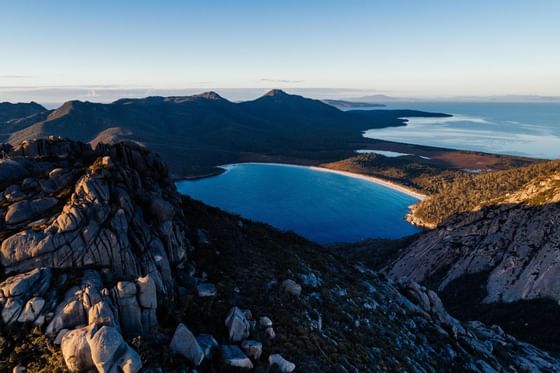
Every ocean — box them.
[363,102,560,159]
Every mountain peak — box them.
[264,89,289,97]
[46,100,87,120]
[194,91,224,100]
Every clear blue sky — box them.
[1,0,559,102]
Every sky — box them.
[1,0,560,104]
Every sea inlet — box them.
[176,163,420,244]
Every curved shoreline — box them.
[208,162,427,200]
[309,166,427,200]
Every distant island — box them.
[321,99,385,109]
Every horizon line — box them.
[3,87,560,107]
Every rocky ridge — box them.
[0,102,47,124]
[0,138,558,372]
[0,137,188,371]
[388,172,560,303]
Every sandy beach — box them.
[216,162,427,200]
[310,166,427,200]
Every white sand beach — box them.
[219,162,427,200]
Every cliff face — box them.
[386,173,560,352]
[388,173,560,304]
[0,138,559,372]
[0,138,189,371]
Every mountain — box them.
[1,90,450,177]
[387,161,560,351]
[0,101,47,123]
[0,137,558,372]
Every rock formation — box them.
[0,137,187,372]
[0,137,559,372]
[389,172,560,303]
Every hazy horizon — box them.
[2,0,560,104]
[4,87,560,109]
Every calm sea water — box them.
[363,102,560,159]
[176,163,420,244]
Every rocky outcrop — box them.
[170,323,205,366]
[4,197,58,224]
[1,139,189,286]
[269,354,296,373]
[225,306,251,342]
[0,138,191,372]
[87,324,142,373]
[281,279,302,296]
[395,280,559,371]
[0,267,52,325]
[0,160,29,183]
[221,345,254,369]
[1,138,560,372]
[388,173,560,304]
[61,327,94,371]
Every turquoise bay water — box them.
[176,163,420,244]
[363,102,560,159]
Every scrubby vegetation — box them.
[323,153,459,192]
[323,151,537,194]
[324,152,560,229]
[0,328,66,372]
[330,235,420,271]
[412,159,560,226]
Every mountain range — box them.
[1,90,449,177]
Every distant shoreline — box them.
[179,161,427,200]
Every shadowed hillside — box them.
[1,90,451,177]
[0,102,46,123]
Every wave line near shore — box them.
[217,162,427,200]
